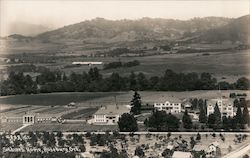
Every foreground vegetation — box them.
[0,131,249,158]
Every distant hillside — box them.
[190,15,250,44]
[37,17,232,44]
[8,22,52,37]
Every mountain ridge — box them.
[36,16,234,44]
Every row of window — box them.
[155,103,180,106]
[208,107,233,111]
[208,104,232,107]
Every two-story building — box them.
[92,105,130,125]
[206,98,234,117]
[154,98,182,114]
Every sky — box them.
[0,0,249,36]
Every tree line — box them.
[103,60,140,70]
[1,67,249,96]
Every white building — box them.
[207,98,234,117]
[92,105,130,125]
[72,62,103,66]
[172,151,193,158]
[154,98,182,114]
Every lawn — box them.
[1,90,249,107]
[20,123,118,132]
[99,50,250,81]
[61,108,98,119]
[0,92,127,106]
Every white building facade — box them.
[154,99,182,114]
[92,105,130,125]
[207,98,234,117]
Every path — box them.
[222,142,250,158]
[11,124,30,134]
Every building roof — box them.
[172,151,192,158]
[193,144,208,151]
[155,97,182,104]
[94,105,130,115]
[207,98,234,106]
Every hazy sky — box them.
[0,0,249,36]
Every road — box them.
[60,131,250,135]
[223,142,250,158]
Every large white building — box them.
[154,98,182,114]
[206,98,234,117]
[92,105,130,125]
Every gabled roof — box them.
[193,144,208,151]
[94,105,130,115]
[155,96,182,104]
[172,151,192,158]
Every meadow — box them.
[45,49,250,82]
[2,45,250,83]
[0,90,249,107]
[0,92,127,106]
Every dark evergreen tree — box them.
[235,105,243,124]
[147,111,179,131]
[130,91,142,115]
[207,114,216,128]
[118,113,138,132]
[199,106,207,123]
[182,110,193,129]
[214,103,221,128]
[242,104,250,125]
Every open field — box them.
[61,108,98,119]
[20,123,118,132]
[1,48,250,82]
[0,123,23,132]
[0,92,127,106]
[0,90,249,107]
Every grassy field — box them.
[0,90,249,108]
[0,92,127,106]
[2,45,250,83]
[61,108,98,119]
[48,50,250,82]
[20,123,118,132]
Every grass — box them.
[3,46,250,83]
[102,50,250,82]
[1,90,249,107]
[20,123,118,132]
[61,108,98,119]
[0,92,127,106]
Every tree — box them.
[190,136,196,149]
[214,103,221,128]
[235,77,250,90]
[235,105,243,124]
[162,149,173,158]
[199,106,207,123]
[130,91,142,115]
[118,113,138,132]
[207,114,216,128]
[129,72,137,90]
[134,146,144,157]
[196,133,201,141]
[242,104,250,125]
[182,110,193,129]
[147,111,179,131]
[137,73,148,91]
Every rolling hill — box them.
[36,17,232,44]
[190,14,250,44]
